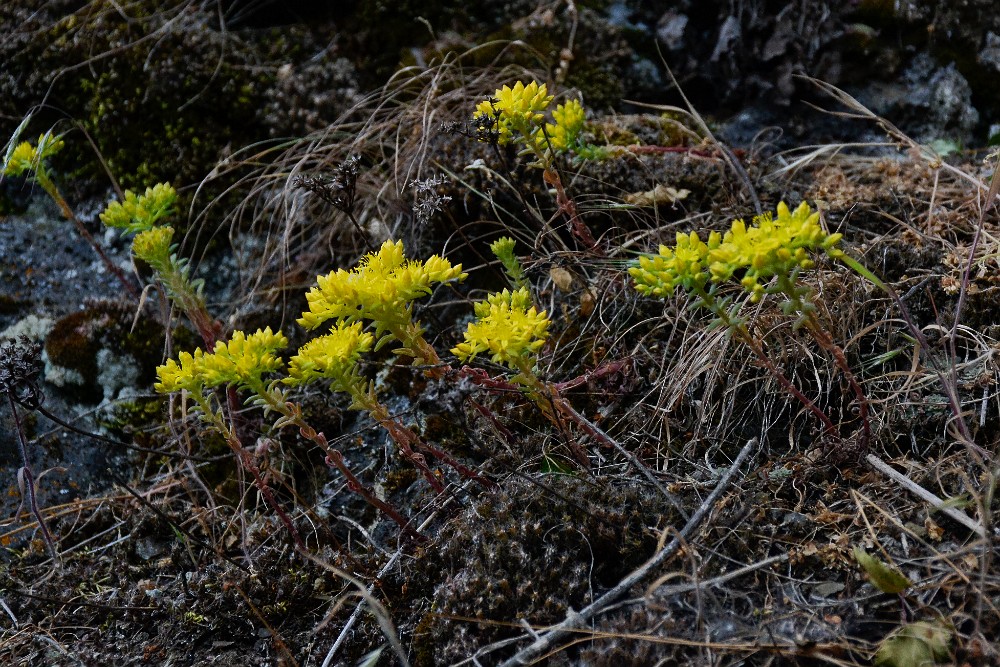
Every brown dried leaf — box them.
[623,184,690,207]
[550,266,576,291]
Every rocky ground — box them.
[2,1,1000,665]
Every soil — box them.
[2,2,1000,666]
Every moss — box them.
[382,468,419,496]
[0,1,356,203]
[401,475,674,664]
[43,300,171,401]
[98,396,164,435]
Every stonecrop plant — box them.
[473,80,594,163]
[452,238,617,468]
[298,239,466,374]
[631,202,871,450]
[99,182,225,345]
[155,240,493,538]
[452,287,551,380]
[3,127,139,299]
[155,326,420,537]
[472,80,602,249]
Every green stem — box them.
[388,321,447,377]
[149,257,221,347]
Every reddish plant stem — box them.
[542,167,601,253]
[341,370,493,491]
[694,287,840,438]
[804,316,871,451]
[248,388,421,538]
[551,359,630,393]
[36,172,141,301]
[288,409,423,540]
[411,439,497,490]
[462,366,593,470]
[359,393,447,493]
[212,415,304,550]
[313,440,420,538]
[734,329,841,438]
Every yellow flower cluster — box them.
[539,99,586,152]
[710,201,843,301]
[631,202,843,302]
[132,226,176,268]
[154,328,287,394]
[298,240,467,334]
[2,132,64,177]
[474,81,553,145]
[154,349,208,394]
[630,230,719,297]
[3,132,65,176]
[100,183,177,233]
[200,328,288,389]
[452,287,550,369]
[285,321,374,392]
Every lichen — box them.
[42,300,170,403]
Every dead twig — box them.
[865,453,984,537]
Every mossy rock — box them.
[43,299,174,402]
[0,1,358,201]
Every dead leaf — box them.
[875,620,952,667]
[924,517,944,541]
[580,288,596,317]
[624,184,690,207]
[550,266,575,291]
[812,502,852,525]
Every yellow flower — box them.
[284,321,374,391]
[2,132,64,177]
[708,201,842,302]
[198,327,288,389]
[100,183,177,233]
[132,226,176,268]
[154,349,207,394]
[298,240,466,333]
[536,98,585,152]
[473,80,553,144]
[629,230,720,297]
[452,287,550,369]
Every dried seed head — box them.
[0,335,44,409]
